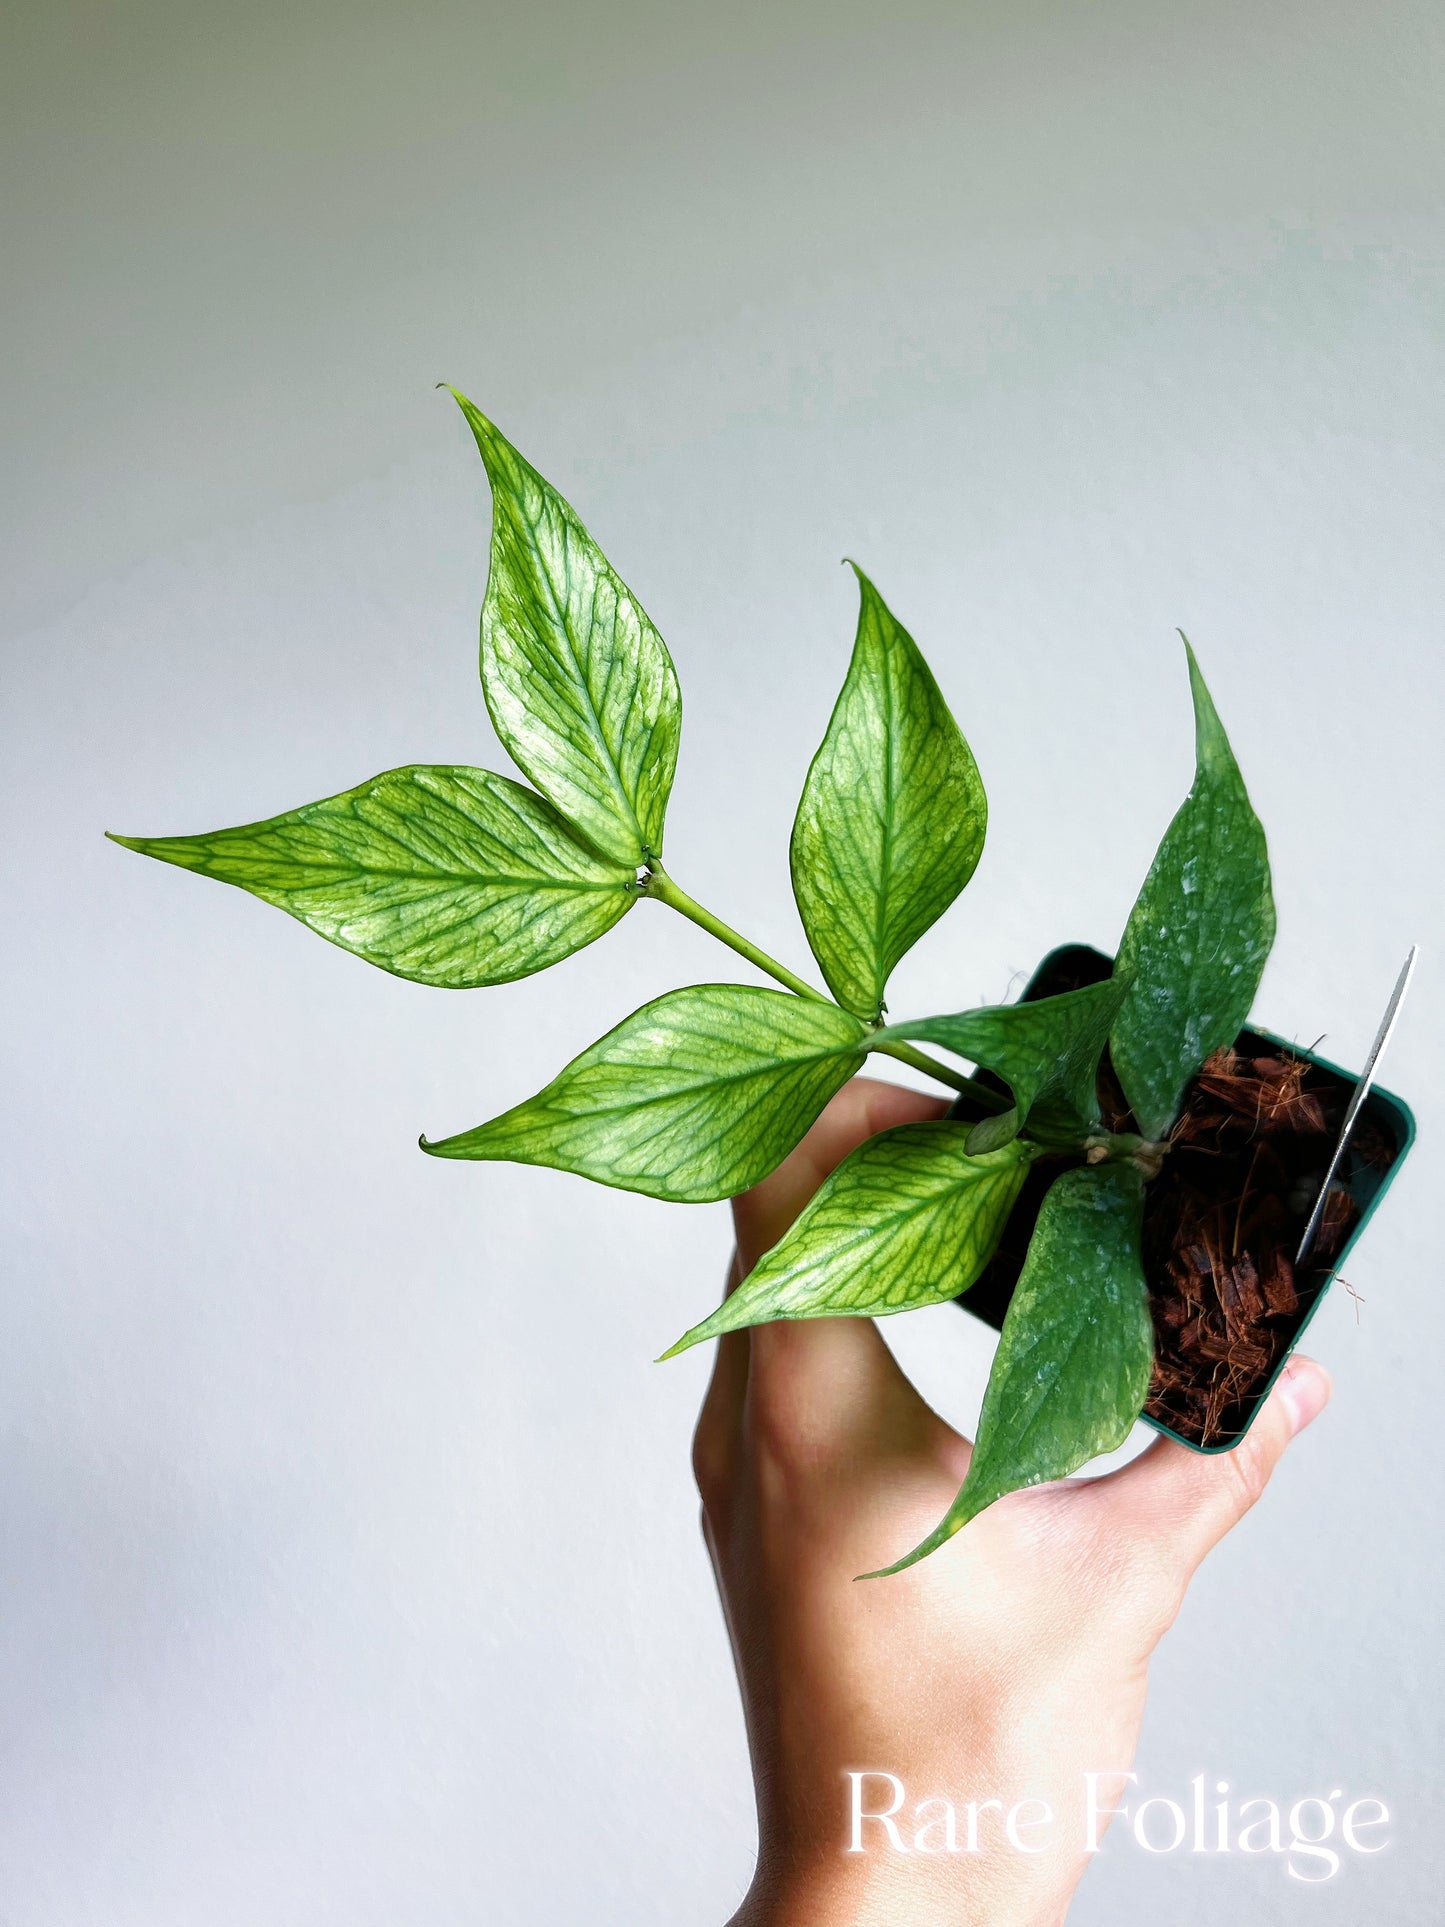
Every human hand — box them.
[692,1078,1332,1926]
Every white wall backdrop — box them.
[2,2,1442,1920]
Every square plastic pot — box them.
[950,943,1415,1453]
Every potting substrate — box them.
[950,944,1414,1452]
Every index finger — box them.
[732,1075,951,1272]
[696,1078,949,1445]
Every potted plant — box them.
[111,392,1413,1575]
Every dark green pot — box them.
[950,943,1415,1454]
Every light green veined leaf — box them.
[421,985,867,1202]
[874,976,1128,1151]
[790,566,986,1020]
[453,390,681,867]
[108,765,637,987]
[867,1163,1153,1576]
[1110,639,1275,1140]
[662,1124,1031,1355]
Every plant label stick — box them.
[1295,946,1418,1268]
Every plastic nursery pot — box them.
[949,943,1416,1455]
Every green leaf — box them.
[790,566,986,1020]
[108,766,637,988]
[869,1164,1153,1576]
[874,977,1128,1148]
[1110,639,1276,1140]
[421,986,867,1202]
[962,1107,1023,1156]
[662,1125,1031,1355]
[453,390,682,868]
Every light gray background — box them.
[2,2,1442,1920]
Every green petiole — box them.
[642,861,1006,1109]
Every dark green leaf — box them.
[790,566,986,1020]
[453,390,682,867]
[963,1107,1022,1156]
[662,1125,1030,1355]
[1110,640,1275,1140]
[421,986,867,1202]
[869,1164,1153,1576]
[874,977,1128,1147]
[108,766,636,987]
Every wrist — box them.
[729,1848,1074,1927]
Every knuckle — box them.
[690,1415,733,1513]
[744,1367,837,1490]
[1219,1434,1272,1518]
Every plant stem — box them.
[642,862,1007,1108]
[642,862,829,1002]
[1083,1131,1169,1179]
[868,1037,1008,1109]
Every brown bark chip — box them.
[955,958,1401,1452]
[1141,1040,1386,1445]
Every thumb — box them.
[1089,1355,1333,1574]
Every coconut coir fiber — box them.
[1139,1040,1387,1444]
[956,1032,1391,1449]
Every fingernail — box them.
[1276,1358,1332,1437]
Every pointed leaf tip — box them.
[856,1505,970,1579]
[1179,635,1228,765]
[1110,638,1273,1138]
[861,1163,1153,1574]
[856,1546,941,1582]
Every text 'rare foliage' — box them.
[114,392,1277,1572]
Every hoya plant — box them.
[112,392,1272,1574]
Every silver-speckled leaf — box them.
[663,1124,1030,1354]
[869,1163,1153,1576]
[874,976,1128,1149]
[421,985,867,1202]
[109,765,637,987]
[454,390,681,867]
[790,566,986,1020]
[1110,641,1275,1141]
